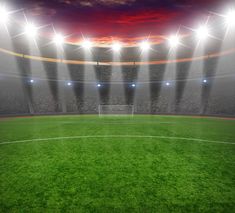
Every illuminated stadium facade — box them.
[0,4,234,116]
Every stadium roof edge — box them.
[0,47,235,66]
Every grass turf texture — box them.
[0,115,235,212]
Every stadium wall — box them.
[0,59,234,116]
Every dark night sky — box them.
[4,0,234,45]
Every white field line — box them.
[59,122,177,125]
[0,135,235,145]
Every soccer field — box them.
[0,115,235,212]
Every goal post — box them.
[98,105,134,116]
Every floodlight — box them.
[97,83,101,87]
[203,79,207,83]
[81,39,92,49]
[24,23,37,38]
[225,9,235,27]
[67,82,72,86]
[112,42,122,52]
[30,79,34,83]
[131,83,136,87]
[53,34,64,45]
[0,6,9,24]
[140,41,150,51]
[196,25,209,41]
[168,35,180,48]
[166,82,170,86]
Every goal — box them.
[98,105,134,116]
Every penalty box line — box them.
[0,135,235,145]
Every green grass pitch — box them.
[0,115,235,212]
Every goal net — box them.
[98,105,134,116]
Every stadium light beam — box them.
[53,34,64,46]
[0,6,9,24]
[196,25,209,41]
[112,42,122,52]
[168,35,180,48]
[140,41,150,51]
[24,23,37,38]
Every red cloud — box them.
[45,8,193,46]
[56,8,185,39]
[114,10,181,25]
[18,0,228,46]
